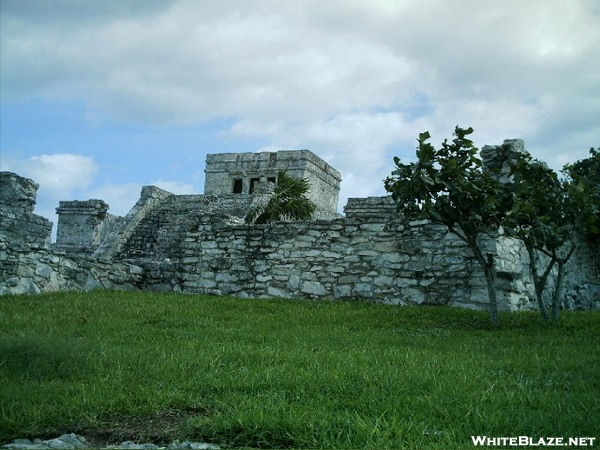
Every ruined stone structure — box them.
[54,200,120,255]
[0,173,142,294]
[204,150,341,219]
[1,147,598,311]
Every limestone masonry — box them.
[1,147,598,311]
[204,150,341,219]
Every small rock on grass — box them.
[1,435,219,450]
[1,434,87,450]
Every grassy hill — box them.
[1,291,598,449]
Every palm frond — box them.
[245,170,316,224]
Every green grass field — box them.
[0,291,598,449]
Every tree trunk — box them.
[552,245,576,321]
[526,243,550,322]
[551,259,566,321]
[471,240,499,325]
[483,253,500,325]
[453,229,500,325]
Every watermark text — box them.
[471,436,596,446]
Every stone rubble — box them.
[0,434,219,450]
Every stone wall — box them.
[0,171,39,213]
[562,237,600,309]
[500,234,600,311]
[481,139,528,183]
[0,172,53,248]
[1,155,598,312]
[480,139,600,310]
[175,208,532,310]
[116,194,254,260]
[91,186,173,259]
[0,238,143,295]
[55,200,121,255]
[0,171,142,296]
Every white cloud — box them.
[2,153,99,231]
[149,180,197,195]
[3,153,98,220]
[3,154,98,198]
[1,0,598,207]
[85,183,142,217]
[231,112,421,209]
[85,180,197,218]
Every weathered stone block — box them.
[354,283,373,297]
[374,276,394,287]
[35,263,54,279]
[267,286,292,298]
[0,172,39,212]
[301,281,328,296]
[256,274,273,282]
[16,278,41,294]
[373,241,397,252]
[333,285,352,298]
[403,288,426,305]
[360,223,386,232]
[338,275,359,284]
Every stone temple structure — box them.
[204,150,341,218]
[1,145,599,311]
[52,150,340,261]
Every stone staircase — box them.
[117,194,252,260]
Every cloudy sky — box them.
[1,0,599,235]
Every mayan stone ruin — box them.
[1,145,599,311]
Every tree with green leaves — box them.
[245,170,317,225]
[564,148,600,241]
[502,153,574,321]
[385,127,507,324]
[502,148,599,321]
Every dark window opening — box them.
[249,178,260,194]
[232,179,243,194]
[268,177,276,184]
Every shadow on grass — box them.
[0,336,93,381]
